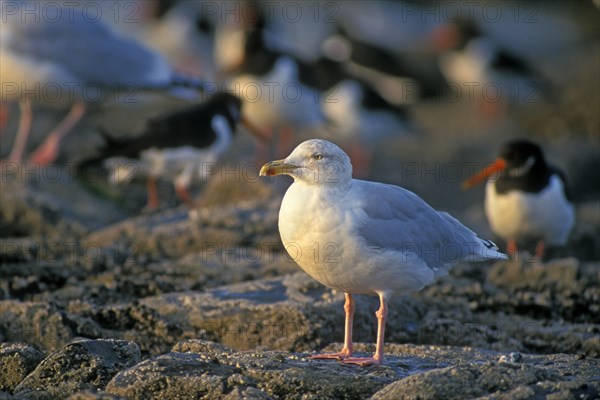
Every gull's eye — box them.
[313,154,323,160]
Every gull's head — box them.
[259,139,352,186]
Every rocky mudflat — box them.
[1,9,599,397]
[1,164,599,399]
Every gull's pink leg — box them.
[534,241,545,259]
[349,142,373,179]
[310,293,355,359]
[146,177,160,210]
[253,126,274,167]
[507,239,518,259]
[27,101,86,165]
[0,102,10,133]
[175,182,195,208]
[277,124,295,158]
[342,292,387,366]
[480,97,504,121]
[6,99,33,163]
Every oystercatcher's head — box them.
[498,140,546,178]
[209,93,243,121]
[209,92,270,142]
[462,139,547,188]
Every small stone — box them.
[14,339,140,399]
[0,343,45,392]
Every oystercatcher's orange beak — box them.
[462,158,507,189]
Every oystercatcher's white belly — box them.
[485,176,574,245]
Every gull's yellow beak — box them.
[259,160,298,176]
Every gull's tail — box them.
[438,211,508,262]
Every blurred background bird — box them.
[463,139,575,260]
[83,92,267,209]
[439,22,552,121]
[0,0,597,233]
[214,8,330,159]
[0,0,207,165]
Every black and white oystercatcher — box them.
[463,140,574,258]
[96,93,266,209]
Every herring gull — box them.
[260,139,507,366]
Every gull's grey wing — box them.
[3,6,171,87]
[354,180,504,271]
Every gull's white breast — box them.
[279,182,437,296]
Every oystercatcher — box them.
[90,93,266,209]
[463,140,574,258]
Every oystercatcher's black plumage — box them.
[87,93,263,209]
[100,93,243,159]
